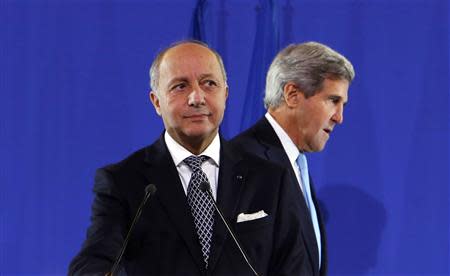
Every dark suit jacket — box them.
[69,136,306,275]
[231,117,328,276]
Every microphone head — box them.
[199,182,210,193]
[145,184,157,195]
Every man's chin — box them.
[306,141,327,152]
[182,127,218,141]
[315,143,327,152]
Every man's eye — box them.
[171,83,186,91]
[329,97,340,104]
[204,80,217,87]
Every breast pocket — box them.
[234,215,274,233]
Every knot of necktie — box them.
[184,155,209,173]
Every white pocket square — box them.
[236,210,268,223]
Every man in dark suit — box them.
[69,41,305,275]
[232,42,355,275]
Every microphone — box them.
[109,184,157,276]
[199,182,259,276]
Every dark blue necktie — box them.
[184,155,215,268]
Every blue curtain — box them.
[239,0,281,131]
[2,0,449,274]
[190,0,207,41]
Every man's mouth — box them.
[323,128,332,134]
[184,113,210,119]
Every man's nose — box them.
[332,105,344,124]
[188,84,206,106]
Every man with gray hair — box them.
[232,41,355,276]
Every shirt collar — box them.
[164,131,221,167]
[265,112,300,165]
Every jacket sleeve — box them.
[68,168,129,276]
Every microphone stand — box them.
[199,182,259,276]
[108,184,157,276]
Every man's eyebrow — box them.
[329,95,342,100]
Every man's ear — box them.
[283,82,304,108]
[149,91,162,116]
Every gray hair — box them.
[264,41,355,109]
[149,40,227,92]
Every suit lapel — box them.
[253,118,320,272]
[207,141,246,272]
[253,118,291,166]
[141,137,205,272]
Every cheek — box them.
[160,105,183,125]
[218,100,226,112]
[314,107,331,125]
[166,97,185,112]
[306,113,326,137]
[209,95,227,112]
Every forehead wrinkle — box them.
[166,72,217,86]
[164,69,221,86]
[199,73,219,80]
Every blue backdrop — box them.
[2,0,449,275]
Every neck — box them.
[268,107,304,152]
[176,132,217,156]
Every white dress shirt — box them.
[164,131,220,200]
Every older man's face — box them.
[150,43,228,147]
[293,78,349,152]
